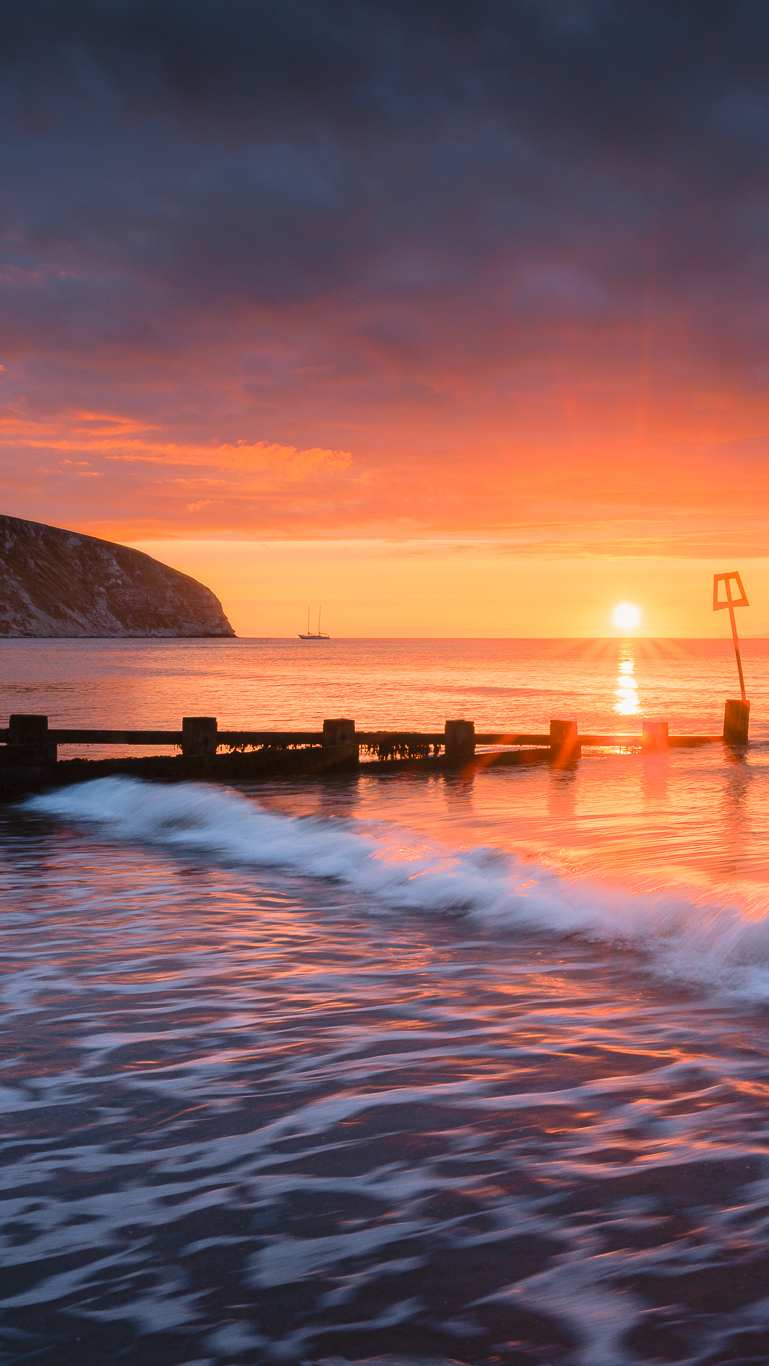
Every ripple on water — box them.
[2,797,769,1364]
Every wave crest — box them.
[26,776,769,1001]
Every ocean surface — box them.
[3,637,769,1366]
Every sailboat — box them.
[298,606,330,640]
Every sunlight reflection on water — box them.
[614,643,641,716]
[0,636,764,740]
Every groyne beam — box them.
[0,727,734,749]
[0,708,743,761]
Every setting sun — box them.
[614,603,641,630]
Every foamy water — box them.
[28,776,769,1004]
[4,639,769,1364]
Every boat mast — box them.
[318,606,322,635]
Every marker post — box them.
[714,571,750,743]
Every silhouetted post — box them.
[182,717,218,756]
[322,718,358,768]
[642,720,669,751]
[7,714,57,765]
[323,718,355,747]
[550,719,580,766]
[444,720,476,761]
[724,699,750,746]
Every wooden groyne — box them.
[0,700,750,800]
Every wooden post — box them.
[182,717,218,756]
[322,718,358,768]
[322,718,356,747]
[724,699,750,746]
[550,719,580,766]
[642,720,669,751]
[444,719,475,761]
[7,714,57,765]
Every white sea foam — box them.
[26,776,769,1001]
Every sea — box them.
[3,637,769,1366]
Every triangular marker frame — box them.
[713,571,749,612]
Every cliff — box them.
[0,515,235,637]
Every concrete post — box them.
[550,719,580,766]
[6,714,57,765]
[642,720,669,751]
[444,719,476,761]
[724,699,750,746]
[182,717,218,756]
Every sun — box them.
[614,603,641,630]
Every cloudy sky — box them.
[2,1,768,631]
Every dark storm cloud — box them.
[2,0,769,338]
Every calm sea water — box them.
[3,639,769,1365]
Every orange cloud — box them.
[0,409,350,477]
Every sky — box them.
[2,0,769,635]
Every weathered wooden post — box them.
[182,717,218,756]
[6,714,57,765]
[322,718,355,746]
[724,699,750,746]
[550,719,580,766]
[642,720,669,751]
[444,719,476,762]
[322,718,358,768]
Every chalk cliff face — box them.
[0,515,235,637]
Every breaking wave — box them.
[27,775,769,1001]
